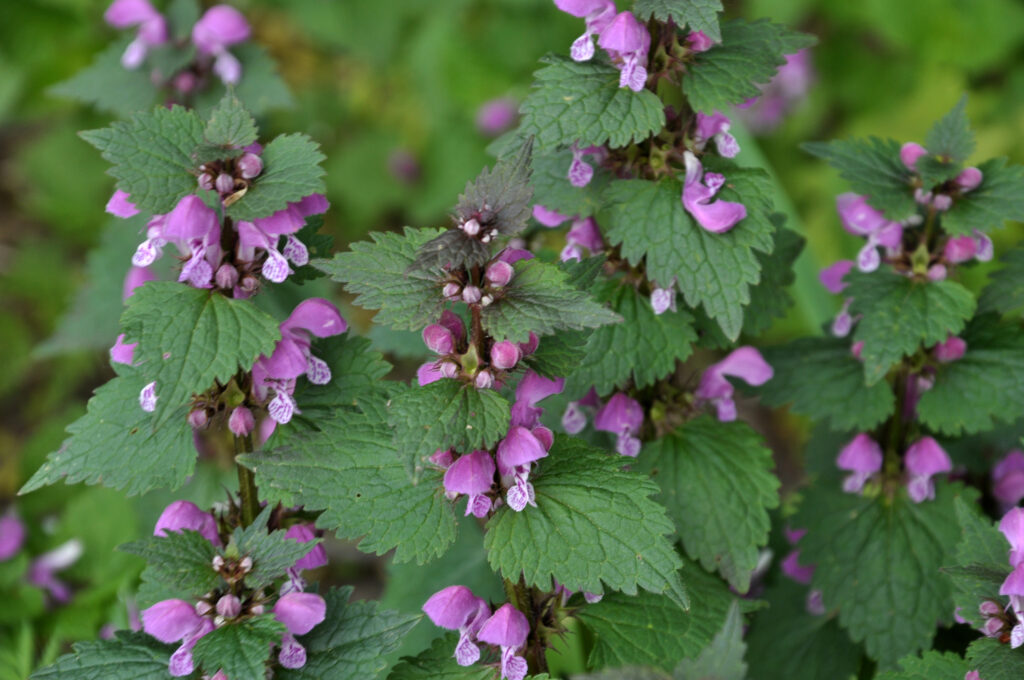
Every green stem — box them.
[235,433,259,528]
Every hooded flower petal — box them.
[477,603,529,648]
[274,592,327,636]
[285,524,328,571]
[106,189,140,218]
[836,433,883,493]
[192,4,250,54]
[154,500,221,546]
[682,152,747,233]
[423,585,487,630]
[532,205,571,227]
[904,437,951,503]
[142,599,204,643]
[0,512,26,561]
[819,260,854,295]
[1000,507,1024,568]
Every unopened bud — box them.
[195,600,213,616]
[980,600,1003,617]
[240,275,259,293]
[480,294,494,307]
[485,261,514,287]
[216,594,241,618]
[212,555,225,571]
[518,332,539,356]
[956,166,983,191]
[215,263,239,290]
[462,286,482,304]
[423,324,455,354]
[173,71,197,94]
[228,406,255,437]
[251,604,264,615]
[490,341,521,370]
[462,218,481,236]
[239,556,253,573]
[442,282,461,300]
[474,370,494,390]
[198,173,214,191]
[932,194,952,211]
[188,409,208,429]
[983,616,1004,637]
[439,361,459,378]
[237,153,263,179]
[215,173,235,194]
[927,264,947,281]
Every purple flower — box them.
[835,193,903,273]
[562,388,601,434]
[228,406,255,437]
[155,501,220,546]
[110,333,137,366]
[274,592,327,669]
[694,112,740,158]
[423,585,491,666]
[444,451,496,518]
[139,381,158,412]
[486,261,515,288]
[123,266,155,300]
[192,5,250,84]
[593,393,643,456]
[999,563,1024,648]
[650,282,676,315]
[554,0,617,62]
[780,550,815,585]
[933,335,967,363]
[533,205,571,228]
[1000,507,1024,569]
[944,235,978,264]
[956,167,984,192]
[104,0,167,69]
[285,524,327,572]
[735,50,814,133]
[106,189,139,218]
[900,143,928,171]
[974,230,994,262]
[993,451,1024,510]
[28,539,83,604]
[510,371,565,429]
[236,195,327,285]
[561,217,605,262]
[686,31,715,52]
[424,324,455,355]
[904,437,952,503]
[695,347,773,422]
[0,511,26,561]
[597,11,650,91]
[476,98,519,137]
[253,299,346,425]
[682,152,747,233]
[491,341,522,371]
[836,434,883,494]
[819,260,854,295]
[143,599,214,676]
[497,426,551,511]
[568,143,596,188]
[477,603,530,680]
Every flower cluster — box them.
[835,433,952,503]
[555,1,649,92]
[105,0,251,88]
[982,508,1024,648]
[141,501,328,675]
[423,586,530,680]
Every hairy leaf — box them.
[226,133,326,221]
[50,39,156,117]
[946,497,1011,629]
[979,245,1024,316]
[454,137,534,236]
[191,616,284,680]
[387,635,495,680]
[966,637,1024,680]
[673,602,746,680]
[29,632,174,680]
[204,93,258,149]
[531,148,609,218]
[875,651,971,680]
[119,530,220,599]
[803,137,917,220]
[942,157,1024,235]
[634,0,723,41]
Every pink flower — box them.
[533,205,572,228]
[192,5,250,84]
[497,426,551,511]
[142,598,213,676]
[695,347,773,421]
[686,31,715,52]
[444,451,497,518]
[904,437,952,503]
[476,98,519,137]
[835,193,903,272]
[477,604,530,680]
[0,511,26,561]
[104,0,167,69]
[555,0,617,62]
[597,11,650,92]
[510,371,565,429]
[423,585,491,666]
[561,217,605,262]
[593,392,644,456]
[682,152,747,233]
[899,142,928,171]
[694,112,740,158]
[993,451,1024,510]
[154,500,221,546]
[836,434,883,494]
[819,260,854,295]
[274,592,327,669]
[933,335,967,363]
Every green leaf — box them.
[523,329,591,380]
[683,19,816,113]
[29,632,174,680]
[794,482,974,666]
[566,281,696,395]
[481,259,622,343]
[947,497,1011,629]
[745,580,861,680]
[20,369,196,497]
[875,651,971,680]
[279,587,420,679]
[966,637,1024,680]
[979,246,1024,316]
[633,0,723,41]
[243,408,457,564]
[520,55,666,150]
[119,530,220,599]
[121,283,281,426]
[576,561,742,671]
[80,106,204,214]
[925,96,975,165]
[673,602,747,680]
[636,418,778,592]
[226,133,326,221]
[49,39,156,117]
[847,271,976,384]
[456,137,534,237]
[531,148,609,218]
[292,334,393,417]
[388,379,510,481]
[204,93,258,149]
[231,510,317,590]
[191,615,284,680]
[485,436,688,610]
[942,157,1024,235]
[315,228,444,331]
[803,137,917,220]
[602,165,774,340]
[756,336,896,431]
[387,635,495,680]
[917,316,1024,435]
[230,44,294,115]
[740,224,804,337]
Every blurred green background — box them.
[2,0,1024,674]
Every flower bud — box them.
[237,153,263,179]
[195,600,213,616]
[980,600,1003,617]
[173,71,197,93]
[927,264,947,281]
[932,194,952,211]
[518,332,539,357]
[442,282,461,300]
[462,286,482,304]
[241,275,259,293]
[944,235,977,264]
[934,335,966,363]
[228,406,255,437]
[439,361,459,379]
[485,261,514,287]
[480,294,494,307]
[239,556,253,573]
[188,409,208,429]
[215,263,239,290]
[475,370,494,390]
[216,594,241,618]
[899,142,927,171]
[198,173,214,191]
[215,173,235,194]
[490,341,521,370]
[423,324,455,354]
[462,218,481,236]
[956,166,983,191]
[212,555,225,570]
[983,616,1004,637]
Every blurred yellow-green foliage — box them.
[1,0,1023,672]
